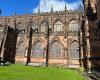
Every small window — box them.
[41,22,47,33]
[68,20,79,32]
[54,21,63,33]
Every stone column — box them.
[24,34,30,65]
[80,30,84,67]
[85,20,92,73]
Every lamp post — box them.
[78,27,82,66]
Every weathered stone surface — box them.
[0,11,82,68]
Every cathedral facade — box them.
[0,10,82,68]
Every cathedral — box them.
[0,0,100,73]
[0,6,82,68]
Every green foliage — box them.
[79,67,85,73]
[75,67,85,76]
[0,64,85,80]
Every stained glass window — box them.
[68,41,79,59]
[68,20,79,32]
[16,41,25,57]
[54,21,63,33]
[32,42,43,57]
[50,42,61,58]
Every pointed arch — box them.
[53,19,64,25]
[16,37,26,48]
[68,41,79,59]
[32,38,44,47]
[50,37,64,48]
[68,36,79,47]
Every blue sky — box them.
[0,0,83,16]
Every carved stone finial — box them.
[65,4,67,11]
[51,5,53,13]
[38,6,40,14]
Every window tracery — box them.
[32,42,43,57]
[54,21,63,33]
[68,41,79,59]
[50,42,61,58]
[41,22,47,33]
[68,20,79,32]
[16,41,25,57]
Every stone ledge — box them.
[27,62,43,67]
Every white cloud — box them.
[33,0,82,13]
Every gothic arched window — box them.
[31,23,35,30]
[16,41,25,57]
[16,23,24,30]
[68,20,79,32]
[32,42,43,57]
[16,23,25,34]
[31,22,38,30]
[50,42,61,58]
[54,21,63,33]
[41,22,47,33]
[68,41,79,59]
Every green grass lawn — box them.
[0,64,86,80]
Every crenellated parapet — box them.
[0,10,82,34]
